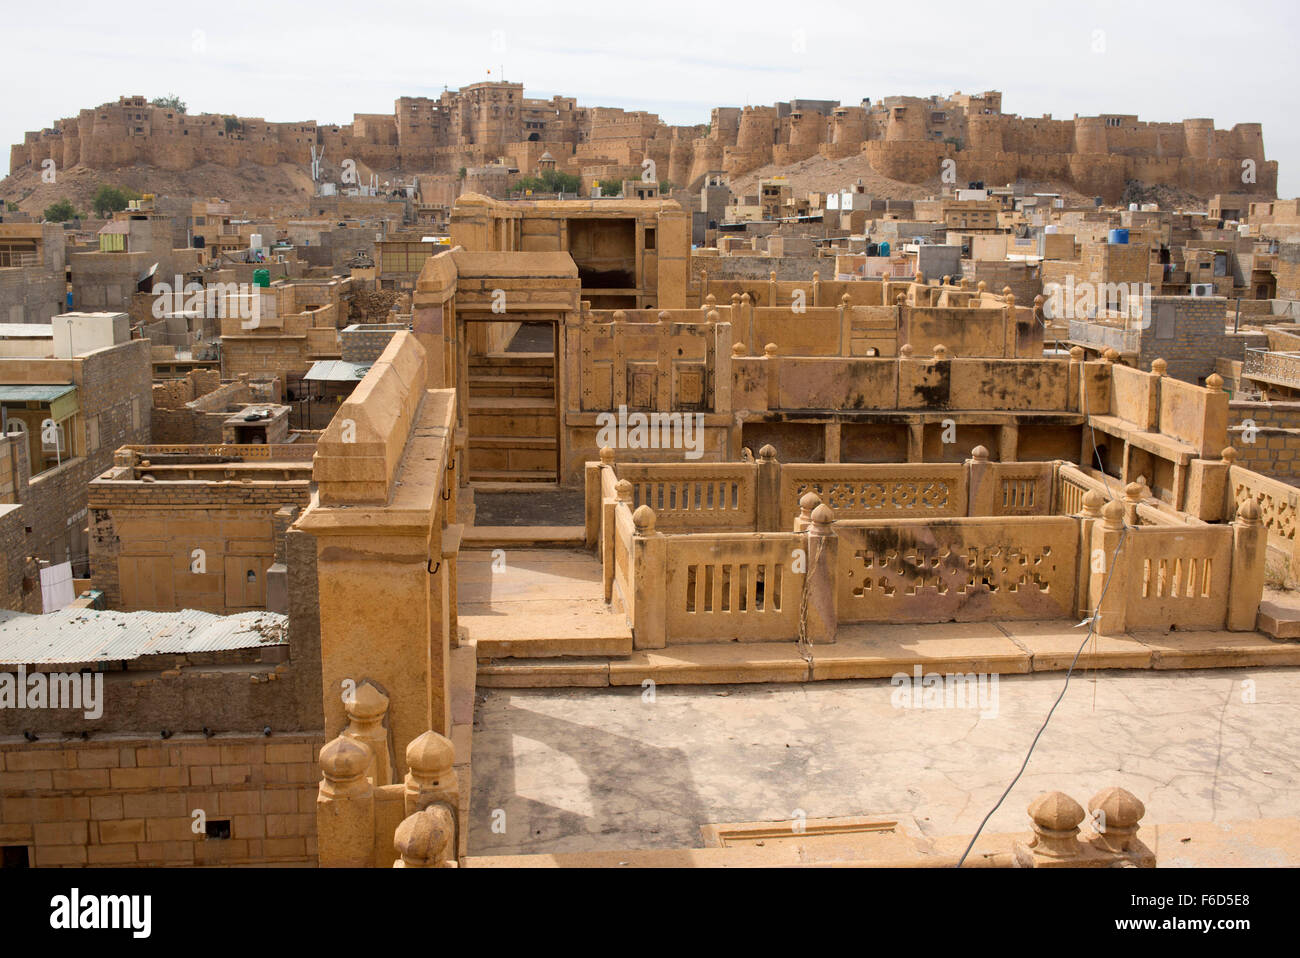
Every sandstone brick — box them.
[97,818,146,844]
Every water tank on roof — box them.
[1108,229,1129,245]
[253,269,270,288]
[1045,225,1059,234]
[878,241,890,257]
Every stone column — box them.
[631,505,667,649]
[755,444,780,532]
[1229,499,1266,631]
[966,445,995,516]
[316,735,376,868]
[804,503,838,644]
[1091,500,1128,636]
[342,681,392,786]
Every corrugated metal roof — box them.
[0,384,74,403]
[0,608,287,666]
[303,360,370,382]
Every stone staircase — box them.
[467,353,557,483]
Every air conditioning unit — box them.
[1190,283,1214,297]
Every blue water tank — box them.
[1108,228,1129,245]
[879,241,891,256]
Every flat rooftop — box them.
[469,666,1300,863]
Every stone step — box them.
[468,434,558,450]
[466,609,633,660]
[1257,600,1300,639]
[475,622,1300,688]
[461,525,585,548]
[468,374,555,398]
[466,469,558,483]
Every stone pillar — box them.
[342,681,392,786]
[631,505,667,649]
[317,735,376,868]
[1123,481,1143,528]
[1087,787,1145,855]
[966,445,995,516]
[998,423,1018,463]
[907,421,925,463]
[1091,500,1128,636]
[1076,491,1104,619]
[804,503,838,644]
[1229,500,1266,631]
[755,444,780,532]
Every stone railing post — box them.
[768,270,777,307]
[604,475,629,603]
[393,805,457,868]
[1076,490,1104,620]
[1228,500,1266,631]
[1091,500,1128,636]
[342,681,392,786]
[966,445,995,516]
[1014,787,1154,867]
[794,492,820,532]
[404,730,459,861]
[756,444,780,532]
[317,735,376,868]
[1123,481,1144,527]
[585,446,613,550]
[1021,791,1085,863]
[804,503,838,644]
[812,270,821,308]
[632,505,667,649]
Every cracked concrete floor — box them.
[468,667,1300,857]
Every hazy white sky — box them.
[5,0,1298,195]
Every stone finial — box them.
[1206,373,1224,391]
[705,309,720,325]
[731,342,747,356]
[394,805,455,868]
[657,310,671,324]
[1034,294,1046,309]
[1081,489,1104,517]
[1027,790,1085,859]
[1103,348,1120,364]
[764,342,778,358]
[731,293,741,307]
[1125,481,1144,502]
[812,270,820,282]
[319,735,371,797]
[941,275,951,286]
[614,479,634,505]
[406,730,454,782]
[758,444,777,462]
[599,446,615,465]
[1221,446,1238,465]
[841,292,852,307]
[1102,499,1125,530]
[769,270,777,281]
[632,504,656,533]
[1238,499,1262,524]
[1088,787,1145,854]
[741,292,752,306]
[1002,285,1013,298]
[810,503,835,530]
[895,293,905,307]
[977,281,987,293]
[915,272,925,286]
[612,309,627,323]
[899,343,914,358]
[798,492,822,526]
[1004,292,1016,308]
[932,343,949,360]
[971,445,990,462]
[960,276,969,289]
[392,805,454,863]
[704,293,716,309]
[1150,357,1167,376]
[1069,346,1084,362]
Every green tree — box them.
[458,167,467,180]
[597,179,623,197]
[43,198,77,222]
[224,116,242,134]
[511,169,581,195]
[5,201,18,212]
[151,94,187,114]
[658,179,675,194]
[91,184,141,218]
